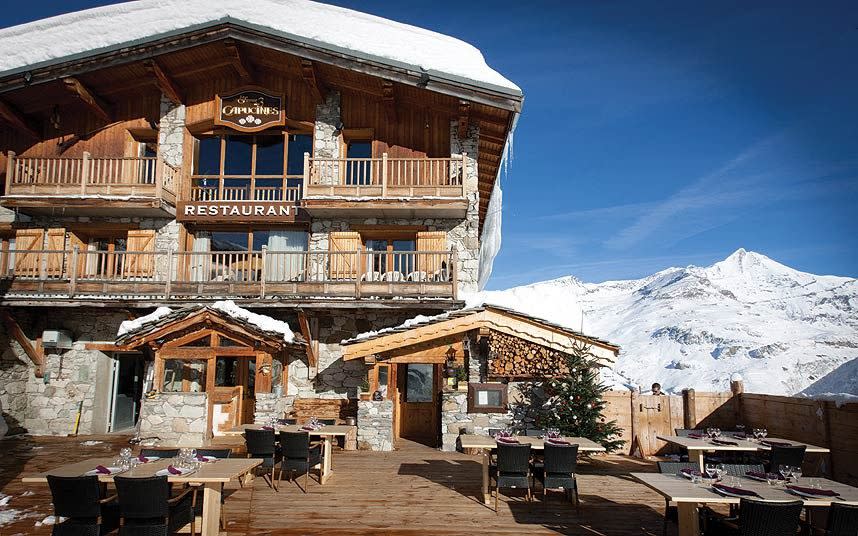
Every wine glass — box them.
[792,466,802,484]
[766,473,779,487]
[760,428,768,440]
[713,428,722,439]
[716,463,726,481]
[705,463,718,481]
[779,465,790,483]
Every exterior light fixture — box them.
[23,71,33,85]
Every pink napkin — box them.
[301,425,315,431]
[137,454,148,463]
[94,465,111,474]
[787,484,839,497]
[681,468,703,478]
[195,455,208,462]
[546,438,571,445]
[711,438,739,446]
[261,425,275,431]
[761,440,792,448]
[167,465,182,475]
[746,471,783,481]
[732,433,747,439]
[496,437,519,444]
[687,433,704,439]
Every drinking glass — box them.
[692,474,703,487]
[716,463,726,481]
[760,428,768,440]
[705,463,717,481]
[713,428,722,439]
[779,466,790,482]
[766,473,779,486]
[792,466,802,483]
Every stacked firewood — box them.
[488,331,570,378]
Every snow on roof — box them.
[0,0,519,94]
[210,300,294,343]
[118,306,172,337]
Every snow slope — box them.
[0,0,519,92]
[474,249,857,395]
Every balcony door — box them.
[363,238,416,281]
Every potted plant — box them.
[359,374,372,400]
[456,366,469,391]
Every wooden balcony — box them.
[2,151,178,217]
[303,153,468,218]
[0,248,458,304]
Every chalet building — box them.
[0,0,614,450]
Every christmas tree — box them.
[513,341,624,452]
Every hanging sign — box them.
[215,89,285,132]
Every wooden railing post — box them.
[260,245,267,299]
[154,157,164,200]
[69,246,79,297]
[460,151,467,193]
[164,249,173,299]
[381,153,388,197]
[682,388,697,429]
[5,151,14,194]
[451,249,459,301]
[354,245,362,299]
[80,151,91,195]
[303,152,310,184]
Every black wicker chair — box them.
[534,443,579,511]
[245,429,280,491]
[492,443,532,513]
[768,445,806,473]
[47,475,119,536]
[139,448,180,459]
[525,429,547,437]
[820,502,858,536]
[194,448,232,459]
[721,463,766,477]
[709,498,803,536]
[278,432,323,493]
[656,461,700,536]
[113,475,195,536]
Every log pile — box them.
[488,331,571,378]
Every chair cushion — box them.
[497,473,530,489]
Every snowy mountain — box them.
[475,249,858,396]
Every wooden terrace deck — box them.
[1,434,681,535]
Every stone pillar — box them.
[313,92,341,186]
[157,95,185,168]
[138,392,208,446]
[449,121,480,295]
[357,400,393,451]
[253,393,296,423]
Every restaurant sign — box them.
[215,89,285,132]
[177,201,304,223]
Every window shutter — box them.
[44,228,66,276]
[125,230,156,277]
[68,232,89,277]
[14,229,45,276]
[416,231,446,276]
[328,231,361,279]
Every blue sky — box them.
[6,1,858,289]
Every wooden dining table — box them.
[632,471,858,536]
[223,423,356,484]
[21,456,261,536]
[458,434,606,505]
[656,434,831,471]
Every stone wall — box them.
[253,392,296,423]
[449,121,481,294]
[0,308,127,436]
[440,390,514,452]
[138,392,207,446]
[357,399,393,451]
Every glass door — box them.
[108,354,144,432]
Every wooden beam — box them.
[223,38,254,83]
[300,60,326,103]
[0,99,40,139]
[297,310,317,368]
[457,101,471,139]
[381,81,398,123]
[62,77,111,122]
[144,59,184,105]
[1,309,45,377]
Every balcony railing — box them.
[189,182,301,203]
[304,153,466,198]
[0,248,458,301]
[4,151,178,204]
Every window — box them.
[364,238,416,278]
[162,360,207,393]
[190,228,308,282]
[467,383,508,413]
[345,140,372,185]
[405,364,434,403]
[192,133,311,201]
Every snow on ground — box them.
[210,300,295,342]
[480,249,857,396]
[0,0,519,92]
[0,494,21,527]
[117,307,172,336]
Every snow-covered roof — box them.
[116,300,300,345]
[0,0,520,95]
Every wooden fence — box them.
[602,382,858,485]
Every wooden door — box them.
[214,355,256,425]
[396,363,440,447]
[633,393,677,456]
